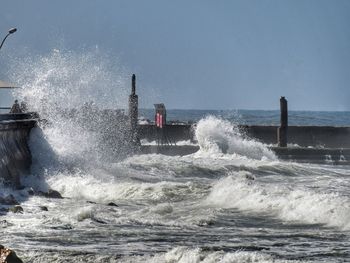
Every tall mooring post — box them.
[129,74,139,145]
[278,96,288,147]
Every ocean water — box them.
[1,50,350,262]
[139,109,350,126]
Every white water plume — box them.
[9,49,132,170]
[195,116,276,160]
[11,48,128,114]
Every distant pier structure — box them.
[154,103,173,145]
[278,96,288,147]
[128,74,139,145]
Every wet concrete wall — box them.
[0,120,36,187]
[138,124,350,148]
[138,124,195,143]
[242,125,350,148]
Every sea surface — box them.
[1,52,350,262]
[0,112,350,262]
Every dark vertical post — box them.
[129,74,139,145]
[278,96,288,147]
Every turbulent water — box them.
[1,50,350,262]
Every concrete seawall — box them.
[241,125,350,148]
[0,119,36,187]
[138,124,195,144]
[139,123,350,163]
[139,124,350,148]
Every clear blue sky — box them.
[1,0,350,110]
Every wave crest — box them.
[195,116,276,160]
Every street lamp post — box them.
[0,28,17,113]
[0,28,17,50]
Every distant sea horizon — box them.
[139,108,350,126]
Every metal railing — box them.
[0,107,11,114]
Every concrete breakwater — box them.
[0,119,36,187]
[139,124,350,163]
[138,124,350,148]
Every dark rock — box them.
[92,218,107,224]
[45,190,63,199]
[107,202,118,207]
[0,246,23,263]
[0,195,19,205]
[86,201,97,204]
[38,189,63,199]
[27,188,35,195]
[245,174,255,181]
[9,206,23,214]
[39,206,48,211]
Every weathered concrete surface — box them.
[138,124,195,143]
[141,145,199,156]
[0,119,36,187]
[0,113,38,122]
[139,124,350,148]
[242,125,350,148]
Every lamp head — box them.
[8,28,17,34]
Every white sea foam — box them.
[195,116,276,160]
[46,170,207,203]
[20,246,308,263]
[123,247,307,263]
[74,205,95,222]
[205,175,350,230]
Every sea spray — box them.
[195,116,276,160]
[9,49,135,172]
[11,49,128,112]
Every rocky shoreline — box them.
[0,188,63,262]
[0,189,62,214]
[0,245,23,263]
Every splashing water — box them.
[2,51,350,262]
[9,49,133,170]
[195,116,276,160]
[11,49,128,113]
